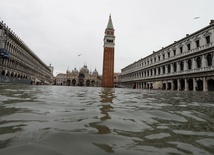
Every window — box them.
[168,52,170,58]
[187,44,191,51]
[206,36,210,44]
[188,59,192,70]
[207,54,212,66]
[180,47,183,53]
[180,61,184,71]
[162,66,165,74]
[168,64,171,73]
[195,40,200,48]
[107,39,113,43]
[173,63,177,72]
[196,56,201,68]
[162,54,165,60]
[158,56,160,61]
[173,50,176,56]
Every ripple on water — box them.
[0,85,214,155]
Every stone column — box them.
[156,68,158,76]
[165,81,168,90]
[165,66,168,74]
[171,80,174,90]
[184,78,188,91]
[192,57,196,70]
[171,63,174,73]
[184,60,188,71]
[203,77,208,91]
[177,79,180,91]
[177,62,180,72]
[160,66,163,74]
[212,52,214,66]
[202,55,206,68]
[193,78,197,91]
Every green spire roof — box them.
[107,15,114,30]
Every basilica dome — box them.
[92,69,98,76]
[80,65,89,74]
[72,68,78,73]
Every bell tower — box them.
[102,15,115,87]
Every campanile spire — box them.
[101,15,115,87]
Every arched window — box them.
[180,61,184,71]
[79,73,85,78]
[173,63,177,72]
[207,54,212,66]
[196,57,201,68]
[168,64,171,73]
[188,59,192,70]
[162,66,165,74]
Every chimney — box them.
[210,20,214,25]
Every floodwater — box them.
[0,84,214,155]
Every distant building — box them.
[120,20,214,91]
[55,65,101,86]
[0,20,53,84]
[113,73,121,87]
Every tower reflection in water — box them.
[89,88,115,135]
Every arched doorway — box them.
[207,79,214,91]
[67,79,71,86]
[78,79,84,86]
[180,79,185,90]
[86,80,90,87]
[91,80,95,87]
[167,82,171,90]
[197,80,203,91]
[72,79,76,86]
[188,78,193,91]
[173,79,178,90]
[162,83,166,90]
[1,70,5,75]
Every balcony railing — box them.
[121,42,214,75]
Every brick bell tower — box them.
[101,15,115,87]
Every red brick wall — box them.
[102,47,114,87]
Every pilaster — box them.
[184,78,188,91]
[203,77,208,91]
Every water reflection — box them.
[89,88,115,135]
[0,85,213,155]
[99,88,115,103]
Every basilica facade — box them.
[55,65,101,86]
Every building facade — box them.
[120,20,214,91]
[55,65,101,86]
[102,15,115,87]
[0,20,53,84]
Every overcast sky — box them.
[0,0,214,75]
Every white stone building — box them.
[120,20,214,91]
